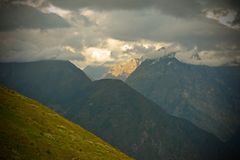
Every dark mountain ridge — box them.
[66,79,224,160]
[126,56,240,141]
[0,60,91,112]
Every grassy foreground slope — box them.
[0,86,133,160]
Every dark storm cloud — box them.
[48,0,240,18]
[232,12,240,25]
[0,3,70,31]
[96,9,240,50]
[48,0,201,18]
[224,0,240,9]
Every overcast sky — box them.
[0,0,239,68]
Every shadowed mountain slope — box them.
[0,85,132,160]
[66,79,225,160]
[126,56,240,141]
[0,60,91,112]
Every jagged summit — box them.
[83,58,141,81]
[110,58,141,76]
[104,58,141,80]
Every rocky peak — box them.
[110,58,141,78]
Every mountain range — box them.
[126,56,240,141]
[65,79,224,160]
[0,60,230,160]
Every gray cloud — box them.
[48,0,240,18]
[0,29,84,62]
[47,0,240,31]
[48,0,200,18]
[93,9,240,50]
[232,11,240,25]
[0,0,239,67]
[0,3,70,31]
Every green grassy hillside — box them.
[0,85,133,160]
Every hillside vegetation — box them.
[0,85,132,160]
